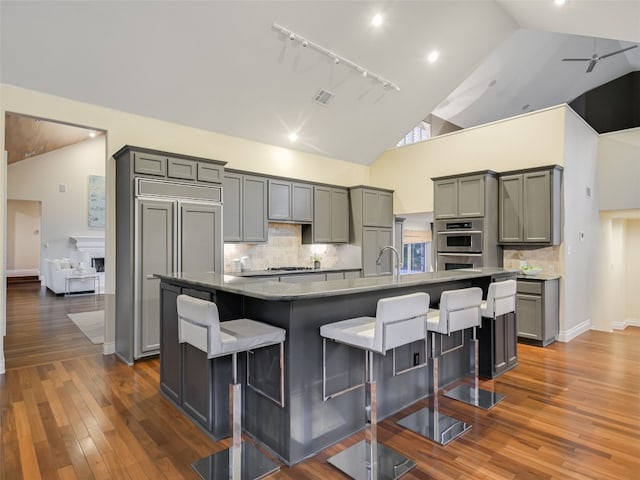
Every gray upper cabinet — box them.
[362,189,393,227]
[305,186,349,243]
[223,171,268,243]
[131,147,224,184]
[268,180,313,222]
[433,174,486,219]
[499,165,562,245]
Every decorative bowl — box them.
[521,267,542,276]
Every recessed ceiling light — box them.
[427,50,439,63]
[89,131,96,138]
[288,132,298,142]
[554,0,567,6]
[372,13,383,27]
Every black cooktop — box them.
[267,267,314,271]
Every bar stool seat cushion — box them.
[320,292,429,354]
[480,279,516,318]
[177,294,285,358]
[426,287,483,335]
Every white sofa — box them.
[44,258,97,295]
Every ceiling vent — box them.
[313,89,334,106]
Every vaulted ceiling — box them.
[1,1,639,165]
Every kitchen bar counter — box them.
[157,267,516,465]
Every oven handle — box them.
[437,252,483,257]
[437,230,483,235]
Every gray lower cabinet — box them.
[223,171,268,243]
[362,227,393,277]
[516,278,559,346]
[478,311,517,378]
[115,145,225,364]
[499,165,562,245]
[268,179,313,222]
[303,186,349,243]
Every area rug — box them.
[67,310,104,344]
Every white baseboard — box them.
[103,341,115,355]
[612,318,640,330]
[7,268,39,277]
[557,318,592,342]
[0,355,5,375]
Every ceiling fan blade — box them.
[586,60,597,73]
[562,58,591,62]
[599,44,638,60]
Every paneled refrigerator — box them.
[116,177,223,364]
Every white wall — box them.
[597,129,640,211]
[370,106,566,215]
[559,109,599,340]
[6,199,41,273]
[8,136,105,275]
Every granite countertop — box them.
[156,267,517,301]
[229,266,362,277]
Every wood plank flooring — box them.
[2,285,639,479]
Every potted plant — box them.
[311,253,322,269]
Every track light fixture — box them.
[272,22,400,92]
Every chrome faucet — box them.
[376,245,401,279]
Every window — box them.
[401,242,428,274]
[396,121,431,147]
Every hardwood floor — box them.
[3,283,104,370]
[2,286,639,479]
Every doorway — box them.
[6,199,41,281]
[3,112,107,369]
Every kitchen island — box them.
[156,268,515,465]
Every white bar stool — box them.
[444,281,513,409]
[177,294,286,480]
[320,292,429,480]
[397,287,482,445]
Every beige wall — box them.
[370,106,566,215]
[6,199,41,272]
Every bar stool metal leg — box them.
[444,328,505,410]
[397,334,471,446]
[192,351,280,480]
[326,351,416,479]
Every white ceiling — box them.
[1,1,639,166]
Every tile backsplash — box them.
[503,245,563,274]
[223,223,361,272]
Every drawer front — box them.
[517,280,542,295]
[197,163,223,183]
[168,158,197,180]
[134,152,167,177]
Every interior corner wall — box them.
[560,109,599,339]
[7,136,106,276]
[369,106,567,215]
[597,129,640,211]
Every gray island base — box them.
[156,268,515,466]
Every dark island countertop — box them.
[155,267,517,301]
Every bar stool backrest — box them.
[375,292,430,353]
[485,279,517,318]
[436,287,482,335]
[177,294,223,357]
